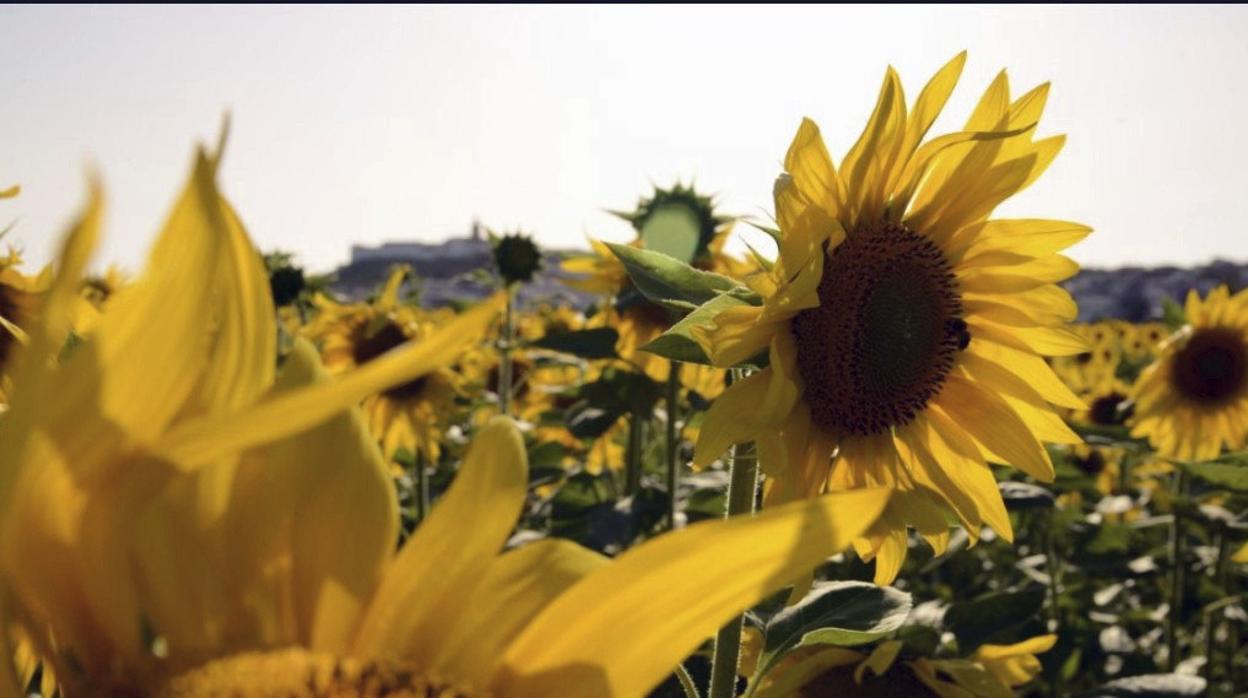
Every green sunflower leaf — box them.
[943,586,1046,653]
[641,292,753,365]
[754,581,912,681]
[606,242,758,312]
[1183,459,1248,493]
[529,327,620,360]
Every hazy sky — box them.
[2,5,1247,274]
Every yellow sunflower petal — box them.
[784,118,845,221]
[935,375,1055,481]
[154,296,501,468]
[691,304,785,368]
[694,368,779,468]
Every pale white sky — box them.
[2,5,1247,274]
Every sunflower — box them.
[563,184,754,384]
[688,52,1088,583]
[743,635,1056,698]
[1130,286,1248,461]
[305,267,464,465]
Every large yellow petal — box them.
[432,539,606,682]
[784,118,844,222]
[63,149,224,447]
[249,340,396,653]
[351,417,528,668]
[493,488,891,698]
[841,68,906,223]
[189,197,277,414]
[967,316,1088,357]
[691,304,785,368]
[948,219,1091,264]
[934,375,1055,481]
[694,368,778,468]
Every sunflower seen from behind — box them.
[563,183,752,384]
[1131,286,1248,461]
[688,52,1089,582]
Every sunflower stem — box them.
[1044,508,1065,698]
[498,286,515,416]
[414,450,430,525]
[675,662,701,698]
[625,410,645,497]
[1205,532,1229,685]
[665,361,682,531]
[709,414,758,698]
[1167,468,1189,671]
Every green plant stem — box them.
[675,663,701,698]
[708,432,759,698]
[1044,509,1065,698]
[414,451,430,525]
[665,361,682,530]
[498,285,515,416]
[625,411,645,496]
[1167,468,1189,672]
[1206,533,1228,685]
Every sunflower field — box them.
[1,52,1246,698]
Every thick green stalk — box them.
[708,435,759,698]
[625,412,645,496]
[1167,468,1189,671]
[498,286,515,416]
[675,663,701,698]
[414,450,430,525]
[665,362,682,530]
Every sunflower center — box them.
[352,321,429,400]
[0,283,32,370]
[790,221,964,436]
[157,649,481,698]
[1171,326,1248,405]
[1088,392,1128,425]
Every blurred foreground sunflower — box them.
[0,251,49,403]
[1131,286,1248,460]
[690,53,1088,582]
[305,266,463,465]
[0,141,892,698]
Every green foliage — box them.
[605,242,757,312]
[944,587,1046,653]
[529,327,620,360]
[1161,296,1188,331]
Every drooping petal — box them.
[493,488,891,698]
[432,539,606,681]
[351,417,528,668]
[154,296,501,468]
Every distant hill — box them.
[328,228,1247,321]
[329,223,594,310]
[1063,259,1248,322]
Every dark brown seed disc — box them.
[1170,326,1248,405]
[790,220,965,436]
[1088,392,1129,426]
[0,284,35,370]
[351,320,429,400]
